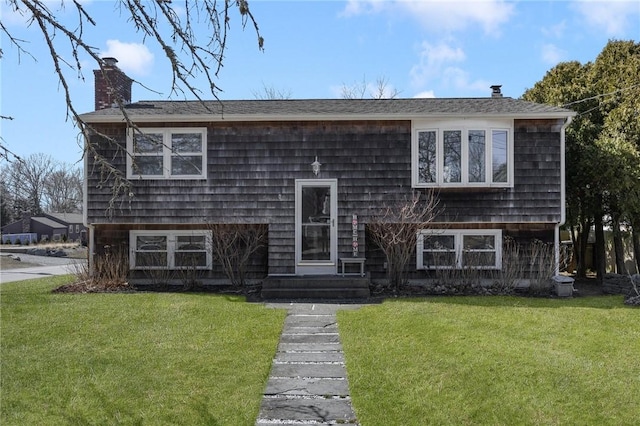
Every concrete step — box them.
[262,276,370,301]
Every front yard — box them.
[2,276,638,425]
[338,296,639,425]
[1,276,286,425]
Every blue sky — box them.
[1,0,639,165]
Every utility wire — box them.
[562,82,640,108]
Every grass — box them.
[338,296,640,426]
[1,276,286,425]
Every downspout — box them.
[555,115,573,275]
[82,135,95,277]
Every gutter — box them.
[555,115,574,275]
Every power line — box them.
[562,82,640,108]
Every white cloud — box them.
[341,0,515,36]
[100,40,154,76]
[410,41,490,95]
[410,41,466,87]
[572,1,640,36]
[541,43,567,65]
[443,67,492,93]
[413,90,436,98]
[340,0,386,17]
[541,20,567,38]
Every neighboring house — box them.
[1,212,86,243]
[81,59,575,287]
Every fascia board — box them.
[80,111,576,124]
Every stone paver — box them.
[256,303,363,426]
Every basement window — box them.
[127,128,207,179]
[130,230,212,270]
[417,229,503,270]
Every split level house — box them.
[81,59,575,295]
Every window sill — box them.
[413,185,512,193]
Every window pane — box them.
[463,235,495,250]
[136,236,167,250]
[492,130,508,183]
[172,133,203,153]
[134,133,163,153]
[136,252,167,267]
[175,252,207,267]
[424,252,457,268]
[462,252,496,267]
[443,130,461,183]
[468,130,486,182]
[418,131,437,183]
[423,235,455,250]
[171,155,203,175]
[176,235,205,250]
[133,156,163,176]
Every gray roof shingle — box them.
[80,97,575,123]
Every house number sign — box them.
[352,214,359,257]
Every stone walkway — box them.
[256,303,363,426]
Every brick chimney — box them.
[94,57,133,110]
[490,85,503,98]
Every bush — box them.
[418,239,559,296]
[61,246,130,293]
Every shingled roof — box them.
[80,97,574,123]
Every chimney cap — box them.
[490,85,503,97]
[102,57,118,67]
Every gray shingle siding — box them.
[87,117,566,276]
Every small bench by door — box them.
[339,257,366,277]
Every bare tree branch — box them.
[367,190,441,291]
[3,0,263,215]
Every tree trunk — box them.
[594,212,607,285]
[576,218,591,278]
[611,213,628,275]
[569,225,578,275]
[632,218,640,274]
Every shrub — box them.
[63,246,130,292]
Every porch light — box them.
[311,156,322,176]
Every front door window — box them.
[301,186,331,261]
[295,179,337,275]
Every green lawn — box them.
[338,296,640,426]
[1,276,286,426]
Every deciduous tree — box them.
[367,191,440,292]
[1,0,263,211]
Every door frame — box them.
[295,179,338,275]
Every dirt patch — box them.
[53,280,133,294]
[0,254,39,270]
[572,276,604,296]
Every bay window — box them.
[413,120,512,188]
[127,128,207,179]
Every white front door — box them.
[295,179,337,275]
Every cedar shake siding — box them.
[86,117,567,277]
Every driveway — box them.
[0,253,86,284]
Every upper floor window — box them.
[127,128,207,179]
[412,119,512,188]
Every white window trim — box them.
[126,127,207,179]
[411,119,514,188]
[130,230,212,270]
[417,229,503,270]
